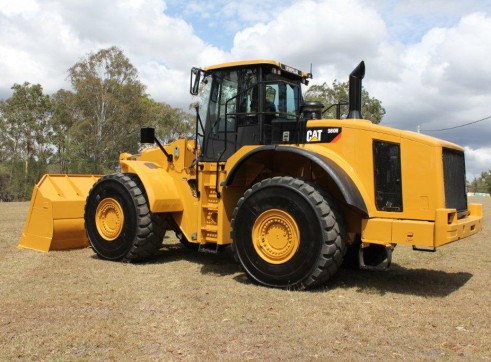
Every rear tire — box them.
[231,176,346,290]
[84,173,165,262]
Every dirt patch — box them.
[1,199,490,360]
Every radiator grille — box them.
[443,148,467,213]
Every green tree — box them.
[304,80,385,124]
[468,171,491,193]
[141,96,194,142]
[67,46,146,173]
[0,163,12,201]
[0,46,197,197]
[0,83,52,199]
[49,89,78,173]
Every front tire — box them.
[84,173,165,262]
[231,177,346,290]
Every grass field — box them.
[0,198,490,361]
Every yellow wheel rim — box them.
[95,198,125,241]
[252,209,300,264]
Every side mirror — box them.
[190,67,201,95]
[140,127,155,144]
[140,127,173,162]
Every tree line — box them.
[468,171,491,194]
[8,47,482,201]
[0,47,193,201]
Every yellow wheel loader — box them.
[19,59,483,290]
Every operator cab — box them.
[190,60,310,161]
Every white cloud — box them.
[231,0,388,74]
[376,12,491,148]
[465,146,491,180]
[0,0,227,105]
[0,0,39,17]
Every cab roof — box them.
[203,59,310,79]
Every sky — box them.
[1,0,491,179]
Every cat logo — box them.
[305,127,342,143]
[306,129,324,142]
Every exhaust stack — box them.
[347,61,365,119]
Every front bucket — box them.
[18,174,101,252]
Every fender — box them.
[224,146,368,216]
[120,160,183,213]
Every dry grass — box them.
[0,198,490,361]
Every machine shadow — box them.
[151,241,241,277]
[149,240,472,296]
[229,264,473,296]
[325,264,473,297]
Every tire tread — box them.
[85,173,165,262]
[231,176,347,290]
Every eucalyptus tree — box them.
[68,46,146,173]
[0,83,53,199]
[305,80,385,124]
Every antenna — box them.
[308,63,313,79]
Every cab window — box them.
[264,71,303,120]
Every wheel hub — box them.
[95,198,124,241]
[252,209,300,264]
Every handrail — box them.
[194,105,205,198]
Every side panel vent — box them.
[373,140,403,212]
